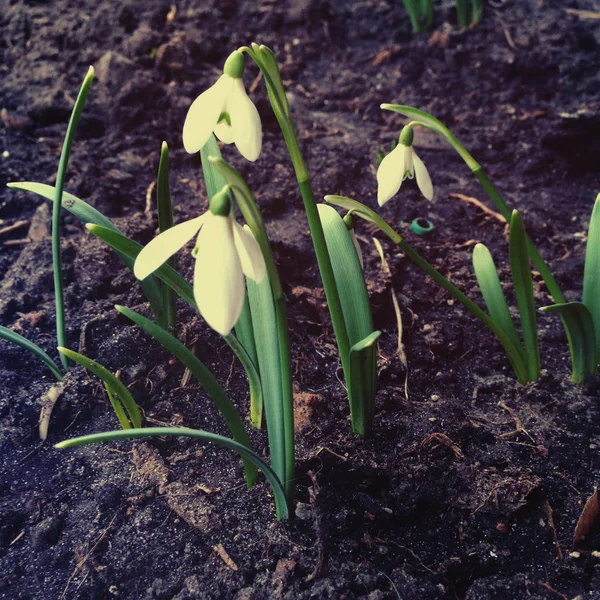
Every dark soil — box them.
[2,0,600,598]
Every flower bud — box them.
[209,188,231,216]
[223,51,245,79]
[399,126,414,147]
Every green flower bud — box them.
[209,188,231,216]
[399,126,414,147]
[223,51,244,79]
[343,213,355,231]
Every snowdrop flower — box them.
[183,50,262,162]
[377,126,433,206]
[134,189,266,336]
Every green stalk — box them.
[52,67,95,370]
[402,0,423,32]
[209,160,295,505]
[156,142,176,332]
[241,45,351,387]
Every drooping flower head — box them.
[183,51,262,162]
[377,125,433,206]
[134,187,266,336]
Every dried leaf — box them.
[573,487,599,547]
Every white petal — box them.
[405,146,414,179]
[233,223,266,283]
[377,144,405,206]
[213,77,236,144]
[193,215,244,336]
[134,215,206,280]
[229,79,262,162]
[413,150,434,201]
[182,76,227,154]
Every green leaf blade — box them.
[58,346,142,429]
[582,194,600,363]
[540,302,597,382]
[0,325,63,380]
[509,210,540,382]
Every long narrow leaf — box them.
[509,210,540,382]
[473,244,523,352]
[0,325,63,380]
[236,292,262,428]
[8,182,164,323]
[157,142,175,331]
[349,331,381,435]
[540,302,597,382]
[115,305,257,486]
[318,204,378,436]
[247,276,285,487]
[52,67,95,370]
[58,347,142,429]
[55,427,288,520]
[582,194,600,363]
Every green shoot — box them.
[582,194,600,363]
[508,210,540,382]
[56,427,289,520]
[540,303,597,383]
[52,67,95,370]
[0,326,63,381]
[57,347,142,429]
[318,204,379,436]
[115,305,258,486]
[156,142,176,332]
[402,0,433,32]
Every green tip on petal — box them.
[210,187,231,216]
[399,126,414,147]
[224,51,245,79]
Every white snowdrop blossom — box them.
[134,191,266,336]
[377,126,433,206]
[183,50,262,162]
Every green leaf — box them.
[349,331,381,435]
[246,275,285,487]
[55,427,289,520]
[8,182,164,324]
[582,193,600,363]
[318,204,378,436]
[509,210,540,382]
[540,302,597,383]
[473,244,523,353]
[236,292,261,428]
[157,142,176,332]
[52,67,95,370]
[0,325,63,380]
[115,305,258,486]
[58,347,142,429]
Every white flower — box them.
[183,51,262,162]
[134,193,266,336]
[377,128,433,206]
